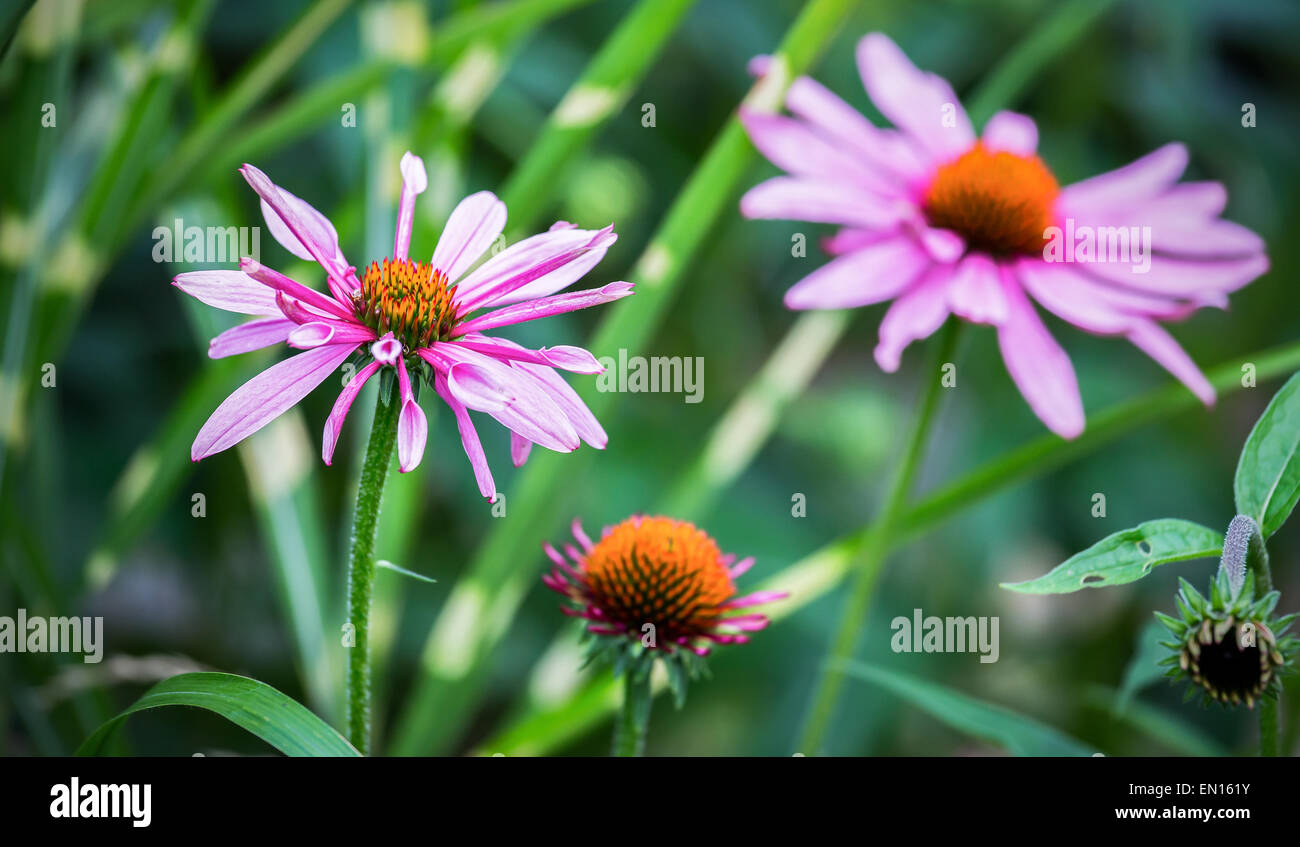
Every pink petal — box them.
[946,253,1008,325]
[738,107,897,194]
[455,226,617,313]
[728,556,755,578]
[433,371,497,501]
[995,277,1085,439]
[784,235,931,310]
[873,264,954,372]
[208,317,296,359]
[394,151,428,262]
[510,431,532,467]
[174,270,281,316]
[287,320,376,349]
[1056,143,1188,220]
[322,360,382,464]
[430,190,507,282]
[1080,253,1268,299]
[452,282,634,336]
[241,258,354,321]
[505,358,607,449]
[1124,320,1216,406]
[370,332,402,364]
[981,111,1038,155]
[722,590,788,610]
[193,342,358,460]
[396,357,428,473]
[856,33,974,164]
[241,164,353,294]
[452,334,603,374]
[740,176,912,228]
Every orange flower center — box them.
[356,258,460,350]
[581,516,735,642]
[923,144,1059,256]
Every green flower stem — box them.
[345,389,401,755]
[797,321,961,755]
[612,672,653,757]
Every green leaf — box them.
[1001,519,1222,595]
[376,559,438,584]
[76,673,360,757]
[835,662,1094,756]
[1234,370,1300,538]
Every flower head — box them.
[543,516,785,699]
[1156,571,1296,708]
[740,33,1268,438]
[174,152,633,500]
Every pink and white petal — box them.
[946,253,1008,325]
[915,225,965,263]
[242,164,352,287]
[728,556,755,578]
[208,317,296,359]
[981,111,1038,155]
[721,590,789,610]
[287,320,377,349]
[738,108,896,194]
[1137,181,1227,223]
[452,334,603,374]
[1056,143,1188,220]
[396,357,428,472]
[506,358,607,448]
[393,151,428,261]
[455,226,616,312]
[995,277,1085,439]
[785,75,929,188]
[193,342,358,460]
[322,360,383,464]
[740,176,912,229]
[822,227,897,256]
[430,190,507,282]
[174,270,282,316]
[1146,219,1265,259]
[1124,320,1216,406]
[452,282,634,336]
[856,33,975,164]
[433,371,497,501]
[241,258,355,321]
[1081,252,1268,299]
[510,431,532,467]
[1017,259,1139,334]
[873,264,954,372]
[784,234,931,310]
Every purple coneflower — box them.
[174,151,630,499]
[740,34,1268,438]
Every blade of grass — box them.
[474,340,1300,754]
[390,0,861,756]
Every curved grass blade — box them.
[76,672,360,757]
[1233,370,1300,538]
[1001,519,1223,595]
[834,662,1094,756]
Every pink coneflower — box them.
[740,34,1268,438]
[542,515,786,657]
[174,152,631,499]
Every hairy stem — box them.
[612,671,653,757]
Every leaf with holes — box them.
[1235,370,1300,538]
[1000,519,1222,595]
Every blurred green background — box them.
[2,0,1299,756]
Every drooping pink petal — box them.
[208,317,297,359]
[241,258,354,321]
[173,270,281,315]
[571,519,594,553]
[995,276,1085,439]
[728,556,755,578]
[433,371,497,501]
[981,111,1038,155]
[1145,220,1266,259]
[192,342,358,460]
[370,332,402,365]
[396,356,428,473]
[1080,252,1268,299]
[287,320,376,349]
[945,253,1008,325]
[452,334,603,374]
[241,164,354,294]
[873,265,954,372]
[783,234,931,310]
[721,590,789,610]
[322,360,382,465]
[740,176,911,229]
[738,107,897,194]
[856,33,974,164]
[1017,259,1146,334]
[430,190,507,282]
[510,431,532,467]
[1055,143,1188,220]
[393,151,428,262]
[452,282,634,336]
[505,357,607,448]
[454,226,617,312]
[1124,319,1216,406]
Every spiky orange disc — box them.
[357,257,459,349]
[581,516,736,644]
[923,143,1059,255]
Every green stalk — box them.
[345,390,401,755]
[612,672,653,757]
[797,321,961,754]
